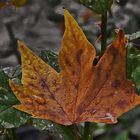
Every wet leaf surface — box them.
[9,10,140,125]
[76,0,113,14]
[0,69,30,128]
[127,44,140,95]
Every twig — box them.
[101,12,107,55]
[83,122,91,140]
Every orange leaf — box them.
[9,10,140,125]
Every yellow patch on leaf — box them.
[9,10,140,125]
[0,0,27,9]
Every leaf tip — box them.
[64,9,70,17]
[17,40,25,52]
[113,29,127,48]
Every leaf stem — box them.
[74,124,81,140]
[83,122,91,140]
[10,128,18,140]
[101,12,108,55]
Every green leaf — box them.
[33,118,77,140]
[76,0,113,14]
[0,108,29,128]
[55,124,77,140]
[39,50,60,72]
[33,118,76,140]
[127,44,140,95]
[127,44,140,79]
[132,66,140,94]
[114,131,129,140]
[0,69,30,128]
[33,118,53,131]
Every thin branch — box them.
[101,12,107,55]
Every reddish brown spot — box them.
[75,84,79,90]
[76,49,83,64]
[39,79,47,88]
[72,71,75,75]
[49,94,55,100]
[65,59,71,67]
[117,99,127,108]
[126,90,132,96]
[111,80,121,88]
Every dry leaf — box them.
[9,10,140,125]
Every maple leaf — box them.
[9,10,140,125]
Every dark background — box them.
[1,0,140,140]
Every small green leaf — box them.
[76,0,113,14]
[0,108,29,129]
[132,66,140,94]
[127,44,140,79]
[55,124,77,140]
[127,44,140,95]
[0,69,30,128]
[33,118,76,140]
[33,118,53,131]
[114,131,129,140]
[39,50,60,72]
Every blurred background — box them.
[1,0,140,140]
[1,0,140,67]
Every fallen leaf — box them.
[9,10,140,125]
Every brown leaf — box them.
[9,10,140,125]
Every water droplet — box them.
[15,91,19,95]
[130,95,135,103]
[113,91,118,96]
[126,90,131,96]
[95,97,101,105]
[26,98,33,104]
[24,55,27,59]
[92,110,97,114]
[106,113,115,122]
[33,95,45,105]
[132,84,135,87]
[27,60,31,65]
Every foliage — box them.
[127,44,140,95]
[76,0,113,14]
[0,69,30,128]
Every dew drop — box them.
[27,60,31,65]
[92,110,97,114]
[113,91,118,96]
[95,97,101,105]
[106,113,115,122]
[26,98,33,104]
[130,95,135,103]
[24,55,27,59]
[33,95,46,105]
[15,91,19,95]
[132,84,135,87]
